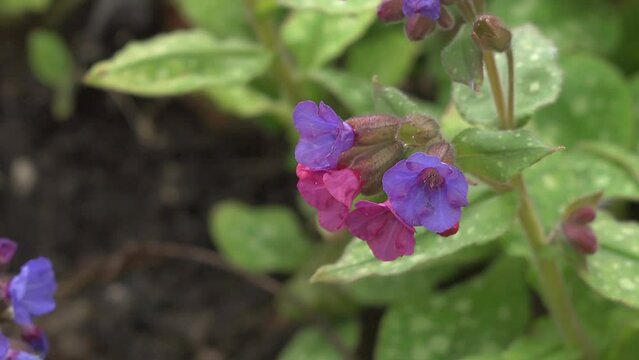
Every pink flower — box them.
[346,201,415,261]
[296,165,362,232]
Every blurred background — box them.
[0,0,638,359]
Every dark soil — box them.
[0,1,300,359]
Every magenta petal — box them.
[323,168,361,206]
[296,165,362,232]
[346,201,415,261]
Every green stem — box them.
[242,0,302,104]
[506,49,515,128]
[483,51,509,129]
[484,44,595,357]
[512,176,595,359]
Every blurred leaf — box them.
[453,25,562,128]
[631,75,639,127]
[28,30,73,87]
[578,142,639,184]
[205,85,279,118]
[580,213,639,309]
[453,128,561,182]
[209,201,312,273]
[441,24,483,90]
[535,55,635,149]
[282,10,375,70]
[525,151,639,230]
[491,0,621,55]
[376,258,530,360]
[441,104,471,140]
[374,81,441,117]
[278,321,359,360]
[312,193,517,283]
[0,0,50,16]
[28,29,75,120]
[85,30,272,96]
[278,0,378,14]
[309,69,374,114]
[175,0,251,39]
[612,1,639,74]
[346,23,420,86]
[463,319,579,360]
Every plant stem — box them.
[506,49,515,128]
[242,0,302,104]
[483,51,509,129]
[512,176,595,358]
[483,46,595,357]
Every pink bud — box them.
[0,238,17,265]
[405,14,436,41]
[377,0,405,23]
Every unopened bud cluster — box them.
[472,15,512,52]
[293,101,469,261]
[0,238,56,360]
[377,0,455,41]
[562,207,598,255]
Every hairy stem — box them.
[484,46,595,357]
[242,0,302,104]
[483,51,509,129]
[512,176,595,358]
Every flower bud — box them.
[339,141,405,195]
[0,238,17,265]
[427,141,456,165]
[472,15,512,52]
[377,0,404,23]
[562,206,598,255]
[405,14,436,41]
[399,114,440,146]
[346,115,403,146]
[437,7,455,30]
[21,325,49,354]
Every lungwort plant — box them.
[83,0,639,358]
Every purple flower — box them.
[7,351,42,360]
[0,238,17,265]
[296,164,362,232]
[346,201,415,261]
[383,153,468,233]
[0,332,9,359]
[294,101,355,170]
[8,257,57,326]
[403,0,441,20]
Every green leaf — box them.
[441,104,472,140]
[578,142,639,184]
[463,319,580,360]
[490,0,622,55]
[205,85,278,118]
[209,201,312,273]
[278,0,378,14]
[277,321,360,360]
[631,75,639,128]
[309,69,375,114]
[374,81,441,118]
[347,23,421,86]
[453,128,561,182]
[84,30,272,96]
[376,258,530,360]
[0,0,50,16]
[175,0,251,39]
[441,24,483,90]
[282,10,375,70]
[28,29,74,87]
[311,193,517,283]
[535,55,635,149]
[525,151,639,229]
[27,29,75,120]
[580,213,639,309]
[453,25,562,128]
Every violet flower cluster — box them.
[0,239,56,360]
[294,101,468,261]
[377,0,455,41]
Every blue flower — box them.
[383,153,468,233]
[293,101,354,170]
[403,0,441,20]
[8,351,43,360]
[0,332,9,359]
[8,257,57,326]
